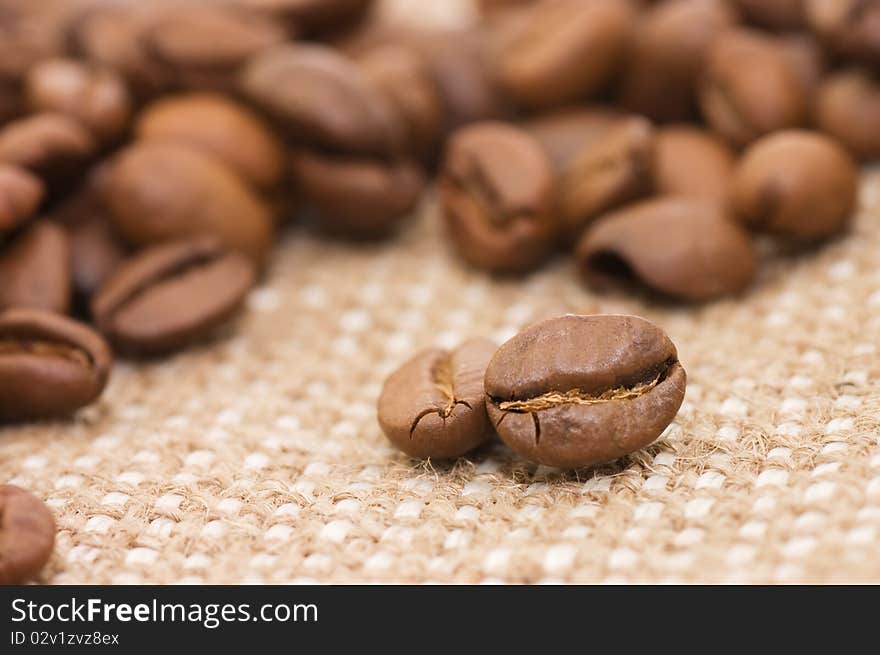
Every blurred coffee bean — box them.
[0,164,44,233]
[700,29,807,146]
[439,121,556,274]
[524,106,621,170]
[104,142,273,264]
[0,308,112,421]
[92,237,256,356]
[733,0,805,29]
[778,33,827,99]
[806,0,880,68]
[25,58,132,144]
[0,113,97,185]
[290,149,424,239]
[0,485,55,583]
[358,44,444,160]
[731,130,859,241]
[494,0,636,110]
[558,117,655,240]
[577,197,756,301]
[653,125,736,201]
[815,69,880,161]
[135,93,284,191]
[620,0,738,123]
[0,221,71,315]
[237,0,373,36]
[240,44,401,157]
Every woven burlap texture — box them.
[2,169,879,584]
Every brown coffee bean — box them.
[0,485,55,584]
[240,44,400,157]
[731,130,859,241]
[0,164,44,233]
[620,0,738,122]
[104,142,273,264]
[494,0,636,110]
[0,221,71,314]
[558,116,655,240]
[135,93,284,191]
[653,125,736,201]
[238,0,372,35]
[92,237,256,355]
[0,113,97,182]
[524,106,622,170]
[0,308,112,421]
[806,0,880,67]
[358,44,444,160]
[577,197,756,301]
[290,149,424,238]
[779,33,826,98]
[733,0,805,29]
[815,69,880,161]
[439,121,557,274]
[484,314,687,469]
[24,57,132,143]
[378,338,497,459]
[700,29,807,146]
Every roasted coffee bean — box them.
[484,314,687,469]
[620,0,737,123]
[558,116,655,240]
[439,121,556,274]
[0,221,71,314]
[731,130,859,241]
[524,106,621,170]
[815,69,880,161]
[104,142,273,264]
[238,0,372,35]
[290,149,424,238]
[577,197,756,301]
[0,164,44,233]
[92,238,256,355]
[0,308,112,421]
[653,125,736,201]
[24,58,131,143]
[0,485,55,584]
[135,93,284,191]
[0,113,97,182]
[358,44,444,160]
[240,44,400,157]
[779,33,826,98]
[700,29,806,146]
[733,0,805,29]
[806,0,880,67]
[378,338,497,459]
[494,0,636,110]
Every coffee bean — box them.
[135,93,284,191]
[290,149,424,238]
[104,141,273,264]
[0,308,112,421]
[700,29,806,146]
[378,338,497,459]
[806,0,880,67]
[0,113,97,182]
[653,125,736,201]
[238,0,372,36]
[439,121,557,274]
[619,0,737,122]
[733,0,805,29]
[0,164,44,233]
[0,485,55,584]
[240,44,400,157]
[577,197,756,301]
[494,0,636,110]
[815,69,880,161]
[524,106,622,170]
[0,221,71,314]
[92,237,256,355]
[484,314,686,469]
[779,33,826,99]
[558,116,655,240]
[731,130,859,241]
[25,57,132,143]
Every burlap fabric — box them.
[1,168,878,585]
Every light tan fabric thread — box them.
[2,172,879,584]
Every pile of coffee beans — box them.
[0,0,877,581]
